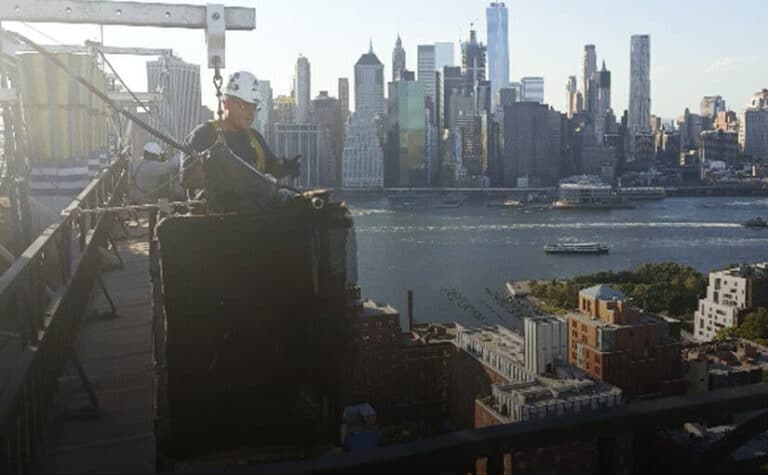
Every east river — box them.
[346,196,768,328]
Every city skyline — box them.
[4,0,767,118]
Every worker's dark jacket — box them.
[181,122,291,178]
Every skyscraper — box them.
[354,41,385,116]
[521,77,544,103]
[583,45,597,116]
[434,42,455,70]
[417,45,437,104]
[629,34,651,157]
[342,111,384,190]
[147,55,202,142]
[700,95,726,118]
[461,29,487,85]
[311,91,343,186]
[486,2,509,110]
[294,55,311,123]
[338,77,350,122]
[595,61,611,143]
[252,79,273,135]
[566,75,578,118]
[392,34,406,82]
[386,71,427,186]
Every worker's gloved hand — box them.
[284,155,301,178]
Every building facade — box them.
[694,263,768,342]
[567,285,684,399]
[338,77,350,123]
[147,55,202,143]
[700,130,738,165]
[700,95,726,118]
[386,74,427,186]
[502,102,559,187]
[486,2,509,110]
[629,35,651,159]
[252,79,273,135]
[461,29,487,85]
[434,42,455,70]
[417,45,437,105]
[354,43,385,116]
[294,55,311,124]
[342,111,384,190]
[266,123,320,188]
[743,91,768,161]
[521,76,544,103]
[311,91,344,186]
[566,75,579,118]
[595,61,612,144]
[392,34,406,82]
[583,44,597,116]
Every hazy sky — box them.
[5,0,766,119]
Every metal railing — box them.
[0,156,128,474]
[182,383,768,475]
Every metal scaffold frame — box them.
[0,3,255,472]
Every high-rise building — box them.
[252,79,273,135]
[439,66,464,134]
[392,34,406,82]
[434,42,455,70]
[147,55,202,143]
[567,285,684,399]
[694,263,768,342]
[566,75,579,118]
[338,77,350,122]
[417,45,437,104]
[486,2,509,110]
[700,130,738,165]
[743,89,768,161]
[266,123,320,188]
[461,28,487,85]
[700,95,726,118]
[595,61,612,143]
[502,102,560,187]
[629,34,651,158]
[386,72,427,186]
[354,42,385,116]
[342,111,384,190]
[311,91,344,186]
[583,45,597,115]
[294,55,311,123]
[273,95,296,124]
[521,76,544,103]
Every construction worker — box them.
[129,141,171,205]
[180,70,300,191]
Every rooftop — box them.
[494,366,621,407]
[456,324,526,367]
[714,262,768,280]
[579,284,626,301]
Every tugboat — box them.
[544,242,610,255]
[743,217,768,228]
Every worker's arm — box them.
[255,131,300,179]
[180,123,217,190]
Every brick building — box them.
[349,301,453,427]
[567,285,685,399]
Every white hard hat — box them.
[144,142,162,156]
[225,71,262,105]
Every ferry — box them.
[743,217,768,228]
[544,242,610,255]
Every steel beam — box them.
[0,1,255,31]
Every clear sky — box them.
[5,0,766,119]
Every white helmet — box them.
[225,71,262,105]
[143,142,162,156]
